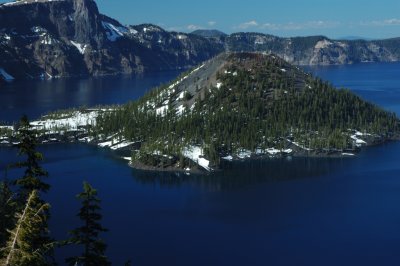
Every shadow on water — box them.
[132,156,352,190]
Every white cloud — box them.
[237,20,259,30]
[261,21,340,31]
[167,22,219,33]
[361,18,400,26]
[235,20,339,32]
[187,24,202,31]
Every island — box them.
[1,52,399,172]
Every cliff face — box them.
[224,33,400,65]
[0,0,400,81]
[0,0,223,80]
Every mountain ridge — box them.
[1,0,400,82]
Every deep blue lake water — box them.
[0,70,181,123]
[1,62,400,265]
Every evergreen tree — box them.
[66,182,110,266]
[0,190,53,266]
[0,179,16,247]
[95,53,399,166]
[13,115,49,200]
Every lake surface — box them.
[1,62,400,265]
[0,70,181,123]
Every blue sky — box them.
[94,0,400,39]
[2,0,400,39]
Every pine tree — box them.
[13,115,49,200]
[66,182,110,266]
[0,180,16,247]
[0,190,53,266]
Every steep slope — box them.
[225,33,400,65]
[0,0,223,80]
[96,52,399,171]
[1,0,400,82]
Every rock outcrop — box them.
[0,0,400,81]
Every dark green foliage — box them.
[0,180,16,247]
[66,182,110,266]
[290,36,326,51]
[13,115,49,199]
[1,116,54,264]
[0,127,12,138]
[96,53,399,165]
[1,190,53,266]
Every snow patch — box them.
[110,141,134,150]
[222,155,233,161]
[156,105,169,116]
[154,64,205,117]
[0,126,13,131]
[0,68,14,81]
[351,134,367,146]
[70,41,87,54]
[167,64,205,91]
[182,146,211,171]
[237,149,251,159]
[101,21,128,42]
[3,34,11,41]
[315,39,333,49]
[3,0,63,6]
[177,34,187,40]
[30,111,98,131]
[176,105,185,115]
[40,35,56,45]
[98,140,113,148]
[287,139,312,151]
[266,148,281,155]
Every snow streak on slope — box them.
[101,21,128,42]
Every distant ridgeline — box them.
[1,0,400,81]
[95,53,399,171]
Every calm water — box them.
[1,62,400,265]
[306,62,400,115]
[0,70,181,123]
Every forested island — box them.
[1,52,399,172]
[96,52,399,171]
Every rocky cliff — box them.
[1,0,400,81]
[224,33,400,65]
[0,0,223,80]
